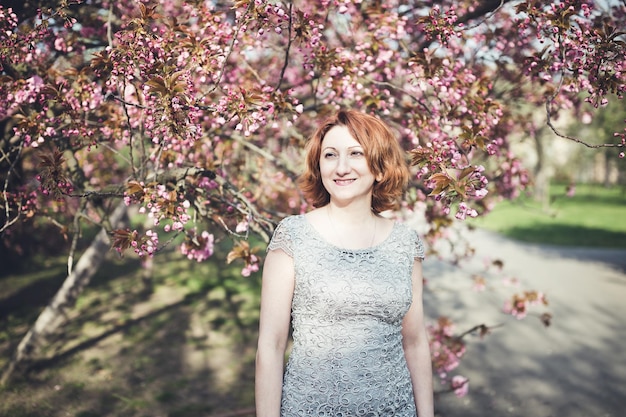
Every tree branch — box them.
[545,101,625,149]
[229,133,300,183]
[275,0,293,92]
[460,0,506,30]
[206,1,254,95]
[455,322,504,341]
[456,0,512,26]
[1,140,25,234]
[365,77,433,115]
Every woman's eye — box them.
[350,150,364,157]
[324,152,337,158]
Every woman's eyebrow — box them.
[322,145,362,150]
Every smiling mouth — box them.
[334,179,355,186]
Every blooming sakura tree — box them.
[1,0,624,391]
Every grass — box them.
[472,183,626,248]
[0,240,260,417]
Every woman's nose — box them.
[335,154,351,174]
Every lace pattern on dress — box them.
[267,218,294,257]
[412,231,425,261]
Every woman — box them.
[255,109,434,417]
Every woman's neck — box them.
[326,200,377,225]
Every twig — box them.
[461,0,505,30]
[364,77,433,115]
[455,0,511,27]
[97,141,132,165]
[228,133,300,183]
[153,230,181,254]
[0,203,22,234]
[109,92,222,116]
[106,3,113,47]
[207,1,254,95]
[275,0,293,92]
[216,175,274,242]
[63,190,126,198]
[1,140,25,234]
[543,18,624,149]
[456,322,504,340]
[545,101,624,148]
[106,92,149,110]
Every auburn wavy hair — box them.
[298,109,410,214]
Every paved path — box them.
[423,228,626,417]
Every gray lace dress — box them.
[267,215,425,417]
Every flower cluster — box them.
[450,375,469,398]
[519,1,626,115]
[180,229,215,262]
[503,291,549,320]
[111,228,159,258]
[414,160,489,220]
[0,189,39,227]
[428,317,468,397]
[417,5,462,47]
[492,155,530,200]
[2,75,44,121]
[241,254,260,277]
[455,202,477,221]
[36,150,74,199]
[226,240,260,277]
[124,181,192,232]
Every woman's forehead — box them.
[321,125,362,147]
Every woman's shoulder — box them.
[388,220,425,258]
[268,214,306,256]
[276,213,305,228]
[393,220,418,234]
[272,214,307,236]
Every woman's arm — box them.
[255,248,295,417]
[402,259,435,417]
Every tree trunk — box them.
[532,126,551,210]
[0,202,128,386]
[603,148,612,187]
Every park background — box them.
[1,1,626,416]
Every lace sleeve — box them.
[267,217,294,257]
[412,231,425,261]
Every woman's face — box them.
[319,125,379,206]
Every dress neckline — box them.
[299,214,398,253]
